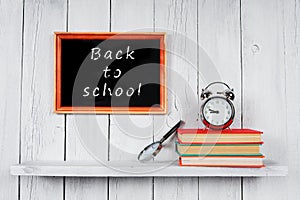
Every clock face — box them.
[202,97,234,128]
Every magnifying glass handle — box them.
[159,120,183,144]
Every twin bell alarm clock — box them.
[200,81,235,130]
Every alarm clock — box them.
[200,82,235,130]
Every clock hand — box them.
[209,109,219,113]
[209,109,219,114]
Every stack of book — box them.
[176,128,264,167]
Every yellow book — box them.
[176,141,262,156]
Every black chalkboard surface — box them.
[55,33,166,114]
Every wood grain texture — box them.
[154,0,199,199]
[0,0,23,200]
[198,0,241,199]
[284,1,300,199]
[242,0,288,199]
[68,0,110,32]
[2,0,300,199]
[65,116,108,200]
[109,0,154,199]
[155,178,198,200]
[199,177,240,200]
[11,161,288,177]
[65,0,110,199]
[20,0,66,199]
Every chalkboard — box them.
[55,33,166,114]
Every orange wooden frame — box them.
[54,32,167,114]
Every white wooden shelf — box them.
[10,160,287,177]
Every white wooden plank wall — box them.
[20,1,67,200]
[0,1,23,200]
[284,1,300,199]
[109,1,154,199]
[65,0,110,199]
[0,0,300,200]
[198,0,241,199]
[242,0,298,199]
[154,0,199,199]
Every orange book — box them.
[179,156,265,168]
[177,128,263,144]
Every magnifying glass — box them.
[137,120,184,161]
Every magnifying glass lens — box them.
[138,142,161,161]
[137,120,184,162]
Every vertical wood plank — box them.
[109,0,154,199]
[242,0,288,199]
[284,1,300,199]
[154,0,199,199]
[0,0,23,200]
[65,0,110,199]
[68,0,109,32]
[20,0,66,199]
[198,0,241,199]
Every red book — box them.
[177,128,263,144]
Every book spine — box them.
[177,138,264,145]
[175,149,263,157]
[177,129,263,134]
[179,163,265,168]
